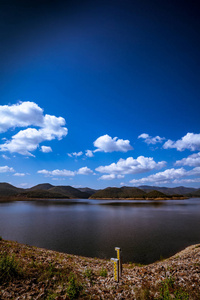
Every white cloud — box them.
[0,101,44,133]
[96,156,166,175]
[0,166,15,173]
[173,178,200,184]
[117,174,124,179]
[138,133,165,144]
[41,146,52,153]
[38,169,75,177]
[38,166,94,177]
[163,133,200,151]
[175,152,200,167]
[85,150,94,157]
[99,174,116,180]
[14,173,26,177]
[99,174,125,180]
[77,167,93,175]
[0,102,68,156]
[130,168,187,185]
[2,154,9,159]
[68,151,83,158]
[93,134,133,153]
[188,167,200,176]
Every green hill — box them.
[78,187,97,196]
[49,186,90,199]
[90,187,187,200]
[139,185,196,195]
[90,187,146,199]
[0,182,24,196]
[145,190,169,199]
[28,183,54,191]
[18,190,69,199]
[186,189,200,198]
[0,182,196,200]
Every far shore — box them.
[89,196,188,200]
[0,196,189,202]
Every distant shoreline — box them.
[0,196,189,202]
[89,196,188,200]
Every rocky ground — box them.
[0,239,200,299]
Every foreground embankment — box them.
[0,239,200,299]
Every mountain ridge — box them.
[0,182,199,199]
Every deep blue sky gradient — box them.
[0,0,199,188]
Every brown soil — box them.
[0,239,200,299]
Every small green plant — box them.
[0,254,21,284]
[174,289,189,300]
[84,268,93,280]
[159,276,174,299]
[47,262,56,278]
[99,267,107,277]
[83,268,95,285]
[158,277,189,300]
[67,272,83,299]
[46,292,57,300]
[0,236,2,241]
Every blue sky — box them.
[0,0,200,189]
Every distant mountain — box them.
[0,183,90,199]
[90,187,146,199]
[28,184,91,199]
[90,187,188,200]
[186,189,200,198]
[139,185,197,195]
[48,186,90,199]
[28,183,54,191]
[78,187,97,196]
[0,182,199,200]
[145,190,169,199]
[18,190,69,199]
[0,182,24,196]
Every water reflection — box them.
[0,198,200,264]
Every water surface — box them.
[0,198,200,264]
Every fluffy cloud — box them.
[0,101,43,133]
[0,102,68,156]
[13,173,26,177]
[99,174,124,180]
[138,133,165,144]
[38,169,75,177]
[85,150,94,157]
[96,156,166,175]
[38,166,93,177]
[175,152,200,167]
[68,151,83,158]
[0,166,15,173]
[2,155,9,159]
[93,134,133,153]
[188,167,200,176]
[163,133,200,151]
[130,168,187,185]
[99,174,116,180]
[77,167,93,175]
[41,146,52,153]
[173,178,200,184]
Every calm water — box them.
[0,198,200,264]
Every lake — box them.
[0,198,200,264]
